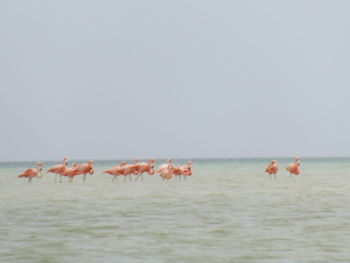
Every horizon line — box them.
[1,156,350,163]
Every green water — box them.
[1,159,350,262]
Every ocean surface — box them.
[1,158,350,263]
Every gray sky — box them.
[1,0,350,161]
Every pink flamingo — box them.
[172,161,192,180]
[158,160,174,181]
[181,161,192,180]
[159,166,174,181]
[102,162,127,182]
[65,163,80,182]
[18,162,44,183]
[286,157,301,177]
[172,165,183,180]
[77,160,94,182]
[122,159,140,182]
[134,159,156,182]
[157,159,173,174]
[265,160,279,180]
[47,157,68,183]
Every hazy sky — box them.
[1,1,350,161]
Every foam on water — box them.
[1,159,350,262]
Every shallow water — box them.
[1,159,350,262]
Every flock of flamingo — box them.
[17,157,300,183]
[265,157,301,180]
[17,158,192,183]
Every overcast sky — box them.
[1,1,350,161]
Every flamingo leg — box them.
[135,173,143,182]
[54,174,57,182]
[83,174,87,182]
[124,176,127,182]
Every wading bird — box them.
[47,157,68,183]
[76,160,94,182]
[157,159,174,181]
[181,161,192,180]
[122,159,140,182]
[173,161,192,180]
[265,160,279,180]
[135,159,156,182]
[159,166,174,181]
[157,159,173,174]
[18,162,44,183]
[102,162,127,182]
[65,163,80,182]
[286,157,301,177]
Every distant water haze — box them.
[1,1,350,161]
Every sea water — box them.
[1,158,350,263]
